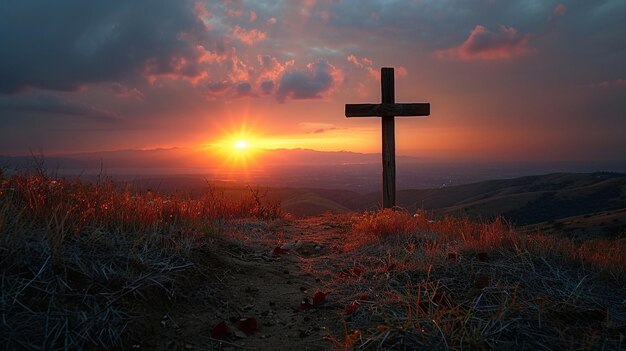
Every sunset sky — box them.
[1,0,625,162]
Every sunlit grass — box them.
[328,209,626,349]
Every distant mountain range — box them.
[0,146,421,171]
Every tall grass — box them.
[331,209,626,350]
[351,209,625,276]
[0,173,280,350]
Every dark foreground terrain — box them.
[1,174,624,350]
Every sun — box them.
[207,121,269,171]
[234,140,248,150]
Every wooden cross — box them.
[345,67,430,209]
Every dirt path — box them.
[153,214,352,350]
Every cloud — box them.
[223,0,244,18]
[232,26,267,45]
[276,60,342,102]
[591,78,626,89]
[206,81,231,94]
[235,81,253,96]
[111,83,144,100]
[0,0,210,94]
[552,4,567,16]
[435,25,532,60]
[347,55,373,69]
[347,54,407,80]
[299,122,340,134]
[266,17,277,25]
[257,55,294,81]
[0,94,121,124]
[260,80,274,94]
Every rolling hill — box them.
[286,172,626,238]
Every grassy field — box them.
[1,171,624,350]
[0,171,281,349]
[332,210,625,349]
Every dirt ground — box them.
[132,214,352,350]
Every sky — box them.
[0,0,625,163]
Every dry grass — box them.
[0,172,281,350]
[319,209,626,350]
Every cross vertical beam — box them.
[345,67,430,209]
[381,68,396,208]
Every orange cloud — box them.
[257,55,294,81]
[232,26,267,45]
[436,25,532,60]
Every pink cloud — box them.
[257,55,294,81]
[223,0,243,18]
[196,45,226,64]
[553,4,566,17]
[347,55,373,69]
[266,17,277,26]
[232,26,266,45]
[193,2,209,20]
[436,25,532,60]
[228,53,251,82]
[347,55,406,80]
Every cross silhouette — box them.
[345,67,430,208]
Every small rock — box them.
[234,330,248,339]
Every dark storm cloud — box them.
[276,60,338,102]
[0,0,207,94]
[235,81,253,96]
[207,81,231,94]
[260,80,274,94]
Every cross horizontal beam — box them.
[345,103,430,117]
